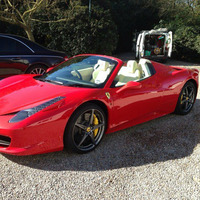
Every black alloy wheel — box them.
[175,81,196,115]
[65,103,106,153]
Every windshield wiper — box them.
[67,83,95,88]
[37,78,63,85]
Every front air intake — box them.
[0,135,11,147]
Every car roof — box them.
[0,33,67,56]
[0,33,48,52]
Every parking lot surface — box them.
[1,56,200,200]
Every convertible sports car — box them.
[0,54,198,155]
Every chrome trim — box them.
[0,35,35,53]
[0,139,10,147]
[0,135,11,147]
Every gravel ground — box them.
[1,55,200,200]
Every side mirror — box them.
[46,67,54,73]
[116,81,142,93]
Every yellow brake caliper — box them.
[180,94,183,104]
[93,114,99,137]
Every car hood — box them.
[0,75,89,115]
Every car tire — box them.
[26,64,47,75]
[64,103,106,153]
[175,81,196,115]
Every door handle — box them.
[11,58,21,61]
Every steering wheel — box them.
[74,70,82,80]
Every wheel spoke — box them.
[185,101,189,110]
[185,87,189,96]
[181,98,187,104]
[30,68,46,75]
[189,89,194,97]
[89,133,96,145]
[75,123,87,131]
[89,109,95,125]
[93,123,104,130]
[78,134,88,147]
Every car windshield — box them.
[37,56,118,88]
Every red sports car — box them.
[0,54,198,155]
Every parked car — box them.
[0,34,67,78]
[0,54,198,155]
[136,28,172,62]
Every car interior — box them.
[70,58,153,87]
[71,59,114,84]
[113,59,153,87]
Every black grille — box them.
[0,135,11,147]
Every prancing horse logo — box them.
[105,92,111,99]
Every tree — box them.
[35,3,118,55]
[0,0,77,41]
[151,0,200,61]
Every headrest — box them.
[96,60,109,71]
[137,63,142,70]
[139,58,151,65]
[127,60,138,73]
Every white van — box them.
[136,28,172,62]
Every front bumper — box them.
[0,113,66,156]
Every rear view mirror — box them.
[116,81,142,93]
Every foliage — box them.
[85,0,159,52]
[0,0,56,41]
[0,0,199,61]
[0,0,118,55]
[33,2,118,56]
[153,0,200,61]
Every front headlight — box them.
[9,96,65,123]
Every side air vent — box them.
[0,135,11,147]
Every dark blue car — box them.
[0,34,67,78]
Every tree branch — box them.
[31,18,69,23]
[22,0,44,18]
[0,11,27,29]
[0,15,16,25]
[5,0,24,23]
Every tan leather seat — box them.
[127,60,142,79]
[91,60,111,84]
[116,60,142,86]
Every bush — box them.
[155,19,200,61]
[34,4,118,56]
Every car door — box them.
[138,32,146,58]
[0,36,31,77]
[166,31,173,57]
[136,33,142,58]
[109,63,163,129]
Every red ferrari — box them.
[0,54,198,155]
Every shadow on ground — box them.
[3,99,200,172]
